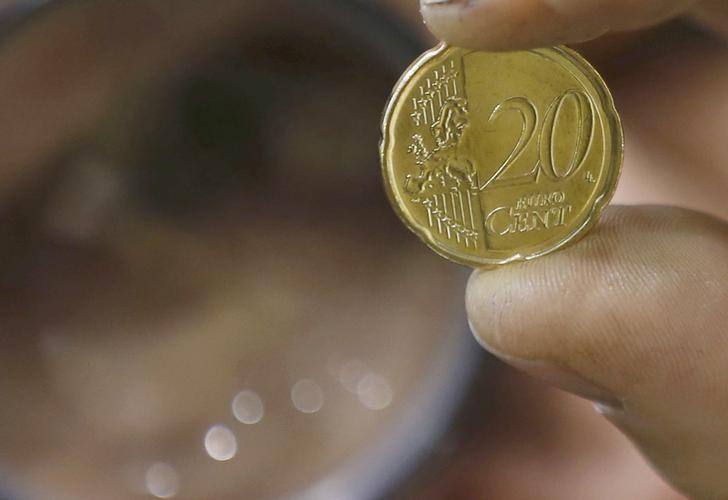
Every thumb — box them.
[466,206,728,499]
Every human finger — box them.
[466,205,728,499]
[420,0,697,50]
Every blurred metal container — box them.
[0,1,483,499]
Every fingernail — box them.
[469,321,621,407]
[421,0,468,11]
[594,401,626,418]
[422,0,462,5]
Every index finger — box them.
[420,0,697,50]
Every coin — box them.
[380,44,623,266]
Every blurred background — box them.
[0,0,726,499]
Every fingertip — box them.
[463,207,660,364]
[420,0,606,50]
[466,262,623,406]
[464,206,728,394]
[464,268,495,350]
[465,262,535,359]
[421,0,694,51]
[422,1,510,51]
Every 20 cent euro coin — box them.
[380,44,623,266]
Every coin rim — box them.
[380,43,624,267]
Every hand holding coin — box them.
[408,1,728,498]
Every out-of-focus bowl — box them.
[0,1,482,499]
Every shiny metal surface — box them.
[381,44,623,266]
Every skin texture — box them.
[421,0,698,49]
[421,0,728,498]
[467,207,728,499]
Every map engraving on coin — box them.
[381,44,623,266]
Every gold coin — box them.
[380,44,623,266]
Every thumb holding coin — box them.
[418,0,728,498]
[467,206,728,499]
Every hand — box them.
[420,1,728,498]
